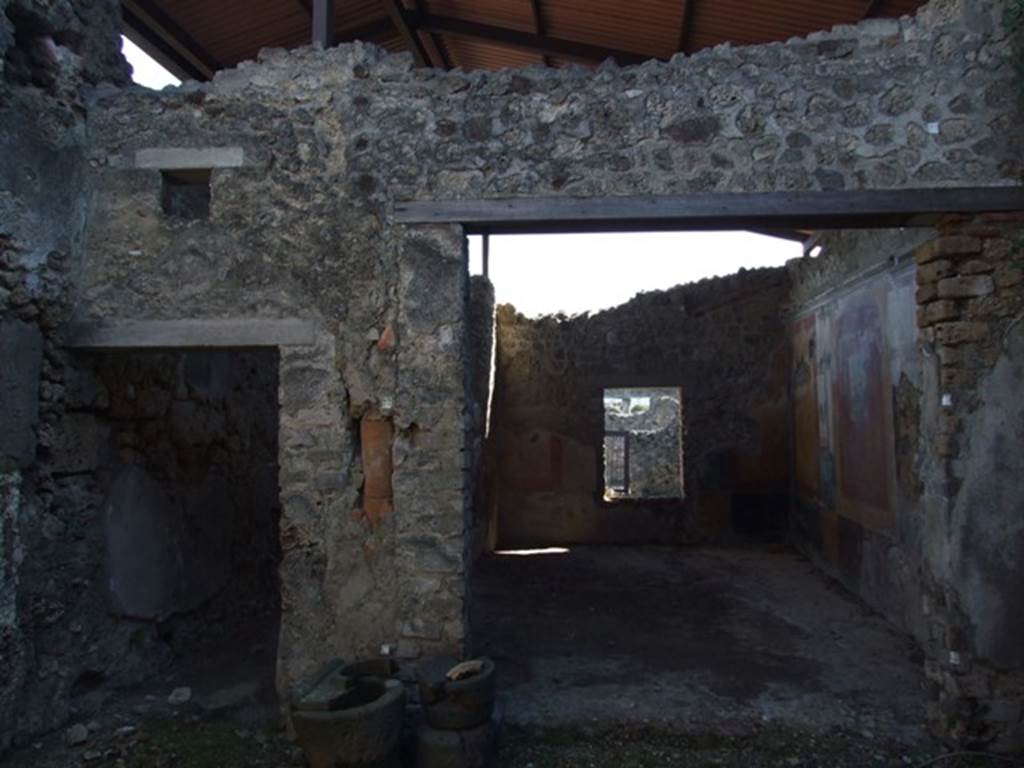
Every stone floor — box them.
[471,545,931,745]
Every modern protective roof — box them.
[122,0,928,82]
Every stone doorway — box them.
[59,346,283,722]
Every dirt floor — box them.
[471,545,930,742]
[3,545,1021,767]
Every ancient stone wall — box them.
[788,218,1024,750]
[1,0,1021,750]
[2,343,281,745]
[490,268,791,547]
[913,218,1024,751]
[0,0,128,750]
[623,428,684,500]
[72,0,1019,700]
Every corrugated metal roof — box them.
[123,0,930,79]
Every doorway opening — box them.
[67,347,282,721]
[464,223,935,739]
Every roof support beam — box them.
[677,0,698,54]
[407,0,450,68]
[288,13,394,49]
[337,18,397,45]
[383,0,430,66]
[393,188,1024,234]
[862,0,884,18]
[407,12,649,65]
[312,0,335,47]
[122,0,222,81]
[529,0,553,67]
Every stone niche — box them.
[63,347,282,681]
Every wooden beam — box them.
[748,229,811,243]
[529,0,552,67]
[64,319,317,350]
[122,0,222,81]
[337,18,396,44]
[482,232,490,278]
[313,0,335,47]
[393,187,1024,234]
[863,0,885,18]
[383,0,430,66]
[677,0,698,54]
[406,0,450,69]
[408,12,650,66]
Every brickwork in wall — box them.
[914,218,1024,751]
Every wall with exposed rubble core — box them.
[490,269,791,547]
[2,0,1023,751]
[1,343,282,745]
[0,0,130,750]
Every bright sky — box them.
[118,40,802,315]
[469,232,801,317]
[121,35,181,89]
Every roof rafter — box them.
[337,18,396,44]
[529,0,553,67]
[862,0,885,18]
[405,0,450,69]
[382,0,430,66]
[677,0,698,54]
[406,11,650,65]
[122,0,222,81]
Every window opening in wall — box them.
[603,387,683,501]
[161,168,211,220]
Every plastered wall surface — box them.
[789,221,1024,750]
[789,228,933,632]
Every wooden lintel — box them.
[393,187,1024,234]
[65,319,318,350]
[409,12,650,65]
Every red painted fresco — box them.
[833,294,891,518]
[791,314,820,498]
